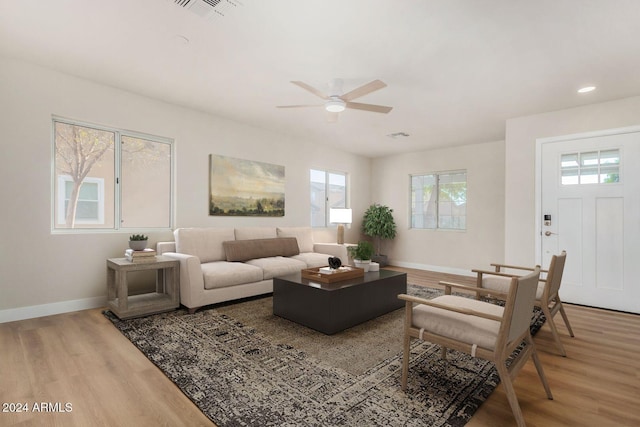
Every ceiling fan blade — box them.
[276,104,322,108]
[341,79,387,101]
[345,101,393,114]
[290,81,329,100]
[326,111,339,123]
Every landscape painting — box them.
[209,155,285,216]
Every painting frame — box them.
[209,155,285,217]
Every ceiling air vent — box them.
[173,0,242,19]
[387,132,410,139]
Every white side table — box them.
[106,256,180,319]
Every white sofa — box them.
[157,226,348,313]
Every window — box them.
[411,170,466,230]
[310,169,347,227]
[561,149,620,185]
[52,118,173,232]
[57,176,104,225]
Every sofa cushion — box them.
[291,252,332,268]
[201,261,264,290]
[245,257,307,280]
[412,295,504,350]
[277,227,314,253]
[234,227,277,241]
[174,228,235,263]
[223,238,299,262]
[483,275,545,300]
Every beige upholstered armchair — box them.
[398,267,552,427]
[472,251,574,356]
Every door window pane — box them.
[580,167,599,184]
[561,149,620,186]
[600,150,620,165]
[561,167,579,185]
[561,153,579,168]
[580,151,599,167]
[600,167,620,183]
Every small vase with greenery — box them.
[347,241,374,272]
[129,234,149,251]
[362,203,397,267]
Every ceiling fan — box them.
[277,79,393,122]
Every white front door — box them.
[540,129,640,313]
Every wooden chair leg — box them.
[557,298,575,337]
[496,363,526,427]
[475,272,483,300]
[542,305,567,357]
[401,302,412,391]
[440,346,447,360]
[401,334,410,390]
[528,335,553,400]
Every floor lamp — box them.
[329,208,352,245]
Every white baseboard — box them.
[1,262,470,323]
[389,260,475,278]
[0,296,107,324]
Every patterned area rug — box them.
[105,285,545,427]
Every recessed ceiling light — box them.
[578,86,596,93]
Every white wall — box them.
[371,140,505,274]
[505,95,640,265]
[7,54,638,322]
[0,57,371,320]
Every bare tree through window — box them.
[54,122,113,228]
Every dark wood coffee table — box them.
[273,269,407,334]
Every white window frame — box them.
[52,116,174,233]
[410,170,467,230]
[310,169,348,228]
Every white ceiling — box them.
[2,0,640,157]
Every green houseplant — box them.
[347,241,374,272]
[129,234,149,251]
[362,203,397,266]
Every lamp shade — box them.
[330,208,352,224]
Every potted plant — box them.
[129,234,149,251]
[362,203,397,267]
[347,241,374,272]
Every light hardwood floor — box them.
[1,267,639,426]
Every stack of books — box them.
[125,248,157,263]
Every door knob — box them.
[544,231,557,236]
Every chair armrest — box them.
[489,263,549,274]
[398,294,503,322]
[471,268,518,278]
[439,281,509,299]
[475,268,548,284]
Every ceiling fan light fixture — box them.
[325,99,346,112]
